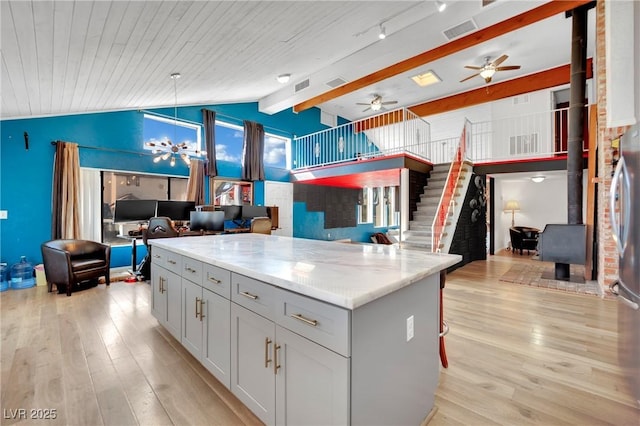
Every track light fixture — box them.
[378,24,386,40]
[436,1,446,12]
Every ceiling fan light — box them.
[479,68,496,80]
[436,0,446,12]
[153,155,163,163]
[371,103,382,111]
[170,156,176,167]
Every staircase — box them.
[403,163,470,252]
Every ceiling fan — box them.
[460,54,521,84]
[356,94,398,112]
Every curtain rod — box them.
[51,140,156,158]
[139,108,292,137]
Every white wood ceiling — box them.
[1,1,595,121]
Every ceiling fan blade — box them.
[464,65,483,70]
[382,101,398,105]
[362,107,371,112]
[356,103,371,106]
[495,65,521,71]
[460,72,480,83]
[491,54,508,67]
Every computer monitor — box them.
[113,199,157,223]
[241,205,268,220]
[156,200,196,221]
[221,205,242,221]
[189,211,224,232]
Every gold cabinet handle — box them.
[208,276,221,284]
[240,291,258,300]
[199,299,205,322]
[290,313,318,327]
[168,259,177,265]
[195,297,201,318]
[274,344,281,374]
[264,338,272,368]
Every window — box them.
[101,171,188,246]
[358,186,398,227]
[215,121,291,169]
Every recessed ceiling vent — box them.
[326,77,347,88]
[295,79,310,93]
[443,19,477,41]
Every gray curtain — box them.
[202,108,218,177]
[52,141,81,239]
[242,120,265,181]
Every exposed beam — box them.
[410,58,593,117]
[354,58,593,131]
[293,0,592,113]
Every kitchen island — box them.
[149,234,461,425]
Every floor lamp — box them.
[505,200,520,227]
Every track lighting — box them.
[436,0,446,12]
[378,24,386,40]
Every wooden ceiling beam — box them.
[409,57,593,117]
[293,0,592,114]
[353,58,593,132]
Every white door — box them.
[265,182,293,237]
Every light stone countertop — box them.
[151,234,461,309]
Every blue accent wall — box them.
[0,103,329,268]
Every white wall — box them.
[493,171,587,251]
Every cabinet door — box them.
[231,303,275,426]
[165,269,182,340]
[150,266,166,323]
[202,288,231,389]
[182,279,203,359]
[275,326,349,426]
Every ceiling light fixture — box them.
[411,70,442,87]
[531,175,546,183]
[378,24,386,40]
[276,73,291,84]
[436,0,447,12]
[146,73,206,167]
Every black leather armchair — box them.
[41,239,111,296]
[509,226,540,255]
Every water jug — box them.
[0,263,8,292]
[10,256,35,289]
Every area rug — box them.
[499,262,613,299]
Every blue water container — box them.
[10,256,35,289]
[0,263,8,292]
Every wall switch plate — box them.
[0,210,7,220]
[406,315,414,342]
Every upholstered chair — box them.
[41,239,111,296]
[250,217,272,235]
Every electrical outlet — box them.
[406,315,414,342]
[0,210,7,220]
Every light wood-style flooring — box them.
[1,254,638,425]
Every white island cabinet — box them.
[150,234,460,426]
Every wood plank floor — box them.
[1,254,638,425]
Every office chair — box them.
[249,217,272,235]
[139,217,179,279]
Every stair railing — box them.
[430,120,470,252]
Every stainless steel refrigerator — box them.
[610,123,640,408]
